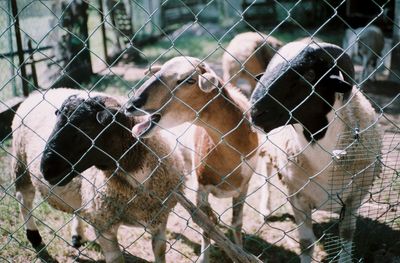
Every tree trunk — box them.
[46,0,92,88]
[390,0,400,82]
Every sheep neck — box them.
[196,87,258,157]
[294,92,347,151]
[102,128,147,186]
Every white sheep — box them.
[251,41,382,263]
[342,25,384,81]
[12,88,184,263]
[222,31,283,97]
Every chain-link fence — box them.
[1,0,399,262]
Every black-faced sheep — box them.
[250,41,382,263]
[124,56,260,263]
[12,88,184,263]
[222,32,283,97]
[343,25,384,81]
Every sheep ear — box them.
[198,72,219,92]
[96,110,114,126]
[145,65,162,75]
[197,61,213,74]
[326,71,353,93]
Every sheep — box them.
[222,32,283,97]
[342,25,384,81]
[250,41,382,263]
[12,88,184,263]
[124,56,260,263]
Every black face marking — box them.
[250,44,352,142]
[41,95,135,186]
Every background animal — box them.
[342,25,384,81]
[222,32,283,97]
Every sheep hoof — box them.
[71,235,82,248]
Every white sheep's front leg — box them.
[97,226,124,263]
[151,220,167,263]
[196,184,214,263]
[338,198,356,263]
[290,194,316,263]
[257,155,272,219]
[232,186,249,246]
[71,214,84,248]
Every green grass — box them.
[0,140,102,262]
[141,34,231,64]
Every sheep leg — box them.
[232,186,248,246]
[338,198,356,263]
[14,161,43,249]
[71,214,84,248]
[196,185,214,263]
[290,194,316,263]
[258,157,272,218]
[97,226,124,263]
[151,220,167,263]
[360,54,370,81]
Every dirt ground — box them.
[0,63,399,263]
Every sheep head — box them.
[41,94,135,186]
[250,41,354,141]
[125,56,221,137]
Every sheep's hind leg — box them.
[290,194,316,263]
[14,161,43,249]
[232,186,248,246]
[151,220,167,263]
[196,185,215,263]
[338,198,356,263]
[97,226,124,263]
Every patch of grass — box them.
[0,140,102,262]
[138,26,344,68]
[271,26,344,45]
[141,34,231,64]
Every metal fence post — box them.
[11,0,29,97]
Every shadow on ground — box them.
[170,230,300,263]
[313,216,400,263]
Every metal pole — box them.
[11,0,29,97]
[98,0,109,63]
[390,0,400,82]
[7,0,17,96]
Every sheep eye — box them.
[177,78,196,85]
[55,109,60,116]
[186,78,196,84]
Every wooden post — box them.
[98,0,109,63]
[11,0,29,97]
[27,40,39,90]
[174,192,262,263]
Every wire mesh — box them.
[0,0,399,262]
